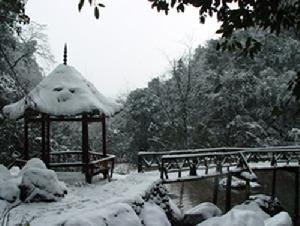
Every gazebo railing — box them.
[48,151,115,183]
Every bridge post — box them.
[271,169,277,198]
[137,154,142,173]
[245,179,250,200]
[294,168,299,223]
[160,158,164,179]
[225,173,232,212]
[213,176,219,205]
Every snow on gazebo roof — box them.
[3,64,122,119]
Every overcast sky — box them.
[26,0,218,98]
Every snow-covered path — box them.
[0,172,160,226]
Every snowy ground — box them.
[0,171,160,226]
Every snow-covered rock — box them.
[197,208,265,226]
[20,165,67,202]
[140,203,171,226]
[3,64,122,119]
[183,202,222,225]
[62,203,142,226]
[0,164,19,202]
[265,212,292,226]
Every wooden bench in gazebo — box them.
[3,47,121,183]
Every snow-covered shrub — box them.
[264,212,292,226]
[21,158,47,172]
[169,199,183,222]
[130,197,145,216]
[140,203,171,226]
[10,166,21,177]
[246,194,285,216]
[19,158,67,202]
[142,183,173,220]
[197,208,265,226]
[183,202,221,225]
[0,164,19,202]
[62,203,142,226]
[0,164,11,181]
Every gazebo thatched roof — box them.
[3,64,121,119]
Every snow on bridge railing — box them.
[137,146,300,174]
[160,151,254,183]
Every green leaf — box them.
[78,0,85,12]
[94,6,100,19]
[98,3,105,7]
[88,0,92,5]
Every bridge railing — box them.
[138,146,300,181]
[137,147,244,172]
[160,151,255,182]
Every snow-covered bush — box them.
[264,212,292,226]
[21,158,47,172]
[246,194,285,216]
[19,158,67,202]
[140,203,171,226]
[197,208,265,226]
[183,202,221,225]
[62,203,142,226]
[142,183,174,221]
[197,195,292,226]
[129,182,182,225]
[0,164,19,202]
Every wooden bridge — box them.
[137,146,300,221]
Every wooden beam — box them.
[102,114,107,157]
[24,117,29,160]
[82,114,91,183]
[27,116,104,123]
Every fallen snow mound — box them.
[3,64,122,119]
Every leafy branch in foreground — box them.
[78,0,105,19]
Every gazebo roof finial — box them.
[63,43,67,65]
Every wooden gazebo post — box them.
[82,113,91,183]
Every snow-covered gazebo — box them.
[3,53,121,183]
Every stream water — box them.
[166,170,299,215]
